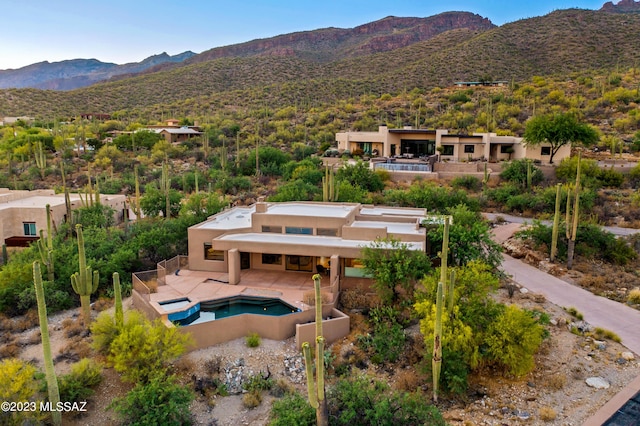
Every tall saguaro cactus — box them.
[432,281,444,403]
[440,216,450,297]
[302,274,328,426]
[36,204,55,282]
[71,224,99,326]
[161,160,171,218]
[322,166,337,202]
[113,272,123,329]
[550,184,562,262]
[34,141,46,179]
[33,261,61,426]
[566,153,582,270]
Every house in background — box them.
[187,200,428,288]
[154,127,203,144]
[335,125,569,164]
[0,189,127,247]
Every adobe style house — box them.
[335,125,569,164]
[0,189,127,247]
[187,200,427,288]
[154,127,203,144]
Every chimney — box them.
[256,197,267,213]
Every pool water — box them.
[171,296,300,326]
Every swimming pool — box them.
[165,296,301,326]
[373,162,432,172]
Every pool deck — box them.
[150,268,330,314]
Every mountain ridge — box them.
[0,51,196,90]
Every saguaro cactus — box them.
[36,204,55,282]
[2,244,7,264]
[550,184,562,262]
[113,272,123,329]
[161,160,171,218]
[34,141,46,179]
[432,280,444,403]
[302,274,328,426]
[322,166,337,202]
[33,261,61,426]
[566,153,582,270]
[71,224,99,326]
[440,216,450,297]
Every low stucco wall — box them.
[295,308,351,350]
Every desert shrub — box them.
[555,156,601,187]
[98,311,193,384]
[242,391,263,408]
[336,160,384,192]
[358,306,406,365]
[564,307,584,320]
[245,332,261,348]
[484,305,546,376]
[269,392,315,426]
[628,163,640,187]
[597,168,624,187]
[593,327,622,343]
[59,358,103,403]
[539,406,557,421]
[243,373,274,393]
[327,376,446,425]
[0,341,20,359]
[451,175,481,191]
[546,373,567,390]
[486,183,522,205]
[627,288,640,305]
[112,374,193,426]
[269,378,295,397]
[0,358,44,425]
[500,159,544,187]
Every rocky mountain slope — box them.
[0,51,195,90]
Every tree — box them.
[361,237,431,305]
[523,113,598,164]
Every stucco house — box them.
[0,189,127,247]
[187,200,428,288]
[336,125,569,164]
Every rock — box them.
[617,358,628,365]
[622,352,635,361]
[516,410,531,420]
[520,287,529,294]
[570,321,594,333]
[586,377,610,389]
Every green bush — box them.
[328,376,446,425]
[269,392,315,426]
[336,160,384,192]
[597,168,624,188]
[358,306,406,364]
[484,305,546,376]
[112,374,193,426]
[451,175,481,191]
[500,159,544,187]
[0,358,44,425]
[59,358,103,403]
[245,332,261,348]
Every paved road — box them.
[501,254,640,354]
[483,212,640,237]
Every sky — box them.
[0,0,607,70]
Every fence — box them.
[157,255,189,286]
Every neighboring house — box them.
[0,116,35,126]
[335,125,569,164]
[187,200,428,287]
[0,189,127,247]
[153,127,203,144]
[454,81,509,87]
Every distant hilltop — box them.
[601,0,640,13]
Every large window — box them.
[464,144,475,153]
[317,228,338,237]
[500,145,514,154]
[285,227,312,235]
[285,255,313,272]
[541,146,551,156]
[203,243,224,261]
[262,253,282,265]
[23,222,36,236]
[441,145,454,156]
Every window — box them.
[464,145,475,153]
[23,222,36,236]
[500,145,514,154]
[541,146,551,156]
[285,255,313,272]
[285,227,313,235]
[317,228,338,236]
[441,145,454,156]
[262,253,282,265]
[203,243,224,261]
[261,225,282,233]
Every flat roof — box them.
[217,232,424,251]
[351,220,421,235]
[264,203,355,218]
[0,194,82,211]
[359,206,426,217]
[195,206,255,230]
[389,129,437,134]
